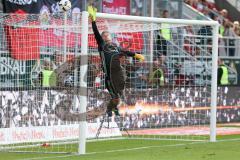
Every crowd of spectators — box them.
[184,0,240,57]
[121,107,240,129]
[122,110,209,129]
[121,86,240,129]
[0,85,239,129]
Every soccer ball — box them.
[59,0,72,12]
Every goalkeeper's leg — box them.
[105,80,121,117]
[107,98,120,117]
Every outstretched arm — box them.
[88,6,104,49]
[119,48,136,57]
[92,21,104,48]
[119,47,145,62]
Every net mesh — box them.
[0,13,83,153]
[87,17,214,142]
[0,13,218,154]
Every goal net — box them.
[0,12,219,154]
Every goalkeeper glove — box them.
[134,53,145,62]
[88,5,97,21]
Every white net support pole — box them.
[63,12,68,62]
[96,13,219,26]
[210,23,219,142]
[78,11,89,155]
[149,0,154,70]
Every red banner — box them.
[102,0,130,15]
[5,26,40,60]
[5,17,143,60]
[5,26,143,60]
[39,28,81,48]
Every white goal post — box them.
[0,11,219,155]
[78,12,219,154]
[79,11,88,155]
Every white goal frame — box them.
[78,11,219,155]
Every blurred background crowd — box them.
[0,0,240,130]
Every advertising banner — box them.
[3,0,81,14]
[0,123,121,144]
[102,0,130,15]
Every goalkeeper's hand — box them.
[134,53,145,62]
[88,5,97,21]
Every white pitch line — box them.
[19,141,203,160]
[19,154,76,160]
[17,138,240,160]
[217,138,240,142]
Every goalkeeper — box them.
[88,6,145,117]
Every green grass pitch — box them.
[1,135,240,160]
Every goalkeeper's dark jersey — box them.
[92,21,135,97]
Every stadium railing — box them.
[183,3,212,20]
[219,36,240,57]
[181,34,239,85]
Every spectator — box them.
[233,21,240,36]
[220,9,228,19]
[218,9,228,26]
[233,21,240,56]
[202,7,211,19]
[149,59,165,87]
[157,10,171,56]
[173,62,181,85]
[209,8,220,21]
[197,25,212,45]
[207,39,212,54]
[183,26,195,55]
[185,0,214,12]
[196,0,205,12]
[162,9,169,18]
[218,59,229,85]
[219,19,227,37]
[39,60,57,87]
[223,20,237,56]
